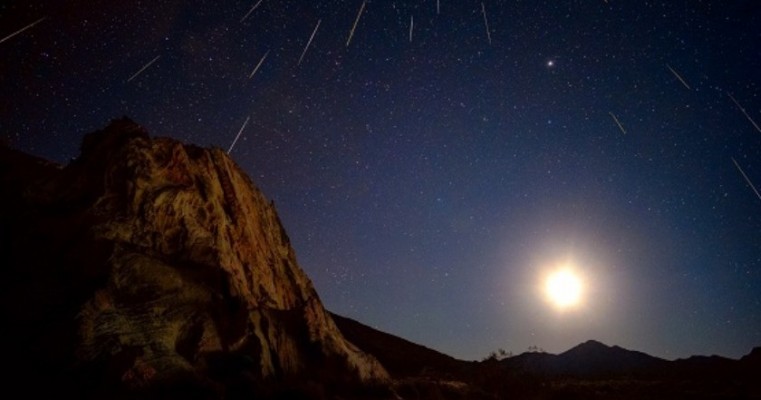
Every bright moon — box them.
[544,269,583,310]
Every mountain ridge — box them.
[330,314,761,380]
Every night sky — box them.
[2,0,760,361]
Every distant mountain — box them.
[669,347,761,382]
[500,339,761,385]
[330,315,761,398]
[557,340,668,376]
[330,311,761,385]
[501,340,667,377]
[497,350,557,374]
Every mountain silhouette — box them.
[332,317,761,398]
[499,340,666,377]
[558,339,668,376]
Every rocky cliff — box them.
[0,118,388,398]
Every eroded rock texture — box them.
[0,118,388,399]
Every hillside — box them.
[330,312,469,379]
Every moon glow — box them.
[544,268,583,310]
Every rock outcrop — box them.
[0,118,388,398]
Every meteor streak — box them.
[228,116,250,154]
[240,0,264,23]
[0,17,47,44]
[346,1,366,47]
[609,112,626,134]
[409,15,414,42]
[482,3,492,45]
[298,20,321,65]
[248,51,269,79]
[731,158,761,202]
[727,92,761,134]
[127,56,161,82]
[666,64,691,90]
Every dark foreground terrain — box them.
[335,312,761,399]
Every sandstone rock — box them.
[0,118,388,398]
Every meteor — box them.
[0,17,47,44]
[248,51,270,79]
[609,112,627,135]
[346,1,366,47]
[727,92,761,134]
[482,3,492,45]
[240,0,264,23]
[228,116,251,154]
[731,158,761,202]
[298,20,322,65]
[666,64,691,90]
[127,56,161,82]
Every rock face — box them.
[0,119,387,398]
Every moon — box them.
[544,268,583,310]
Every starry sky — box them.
[2,0,760,361]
